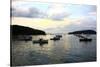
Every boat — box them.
[56,35,62,38]
[72,34,92,42]
[79,38,92,41]
[33,39,48,44]
[50,37,60,40]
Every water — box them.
[11,34,96,66]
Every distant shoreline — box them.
[68,30,96,35]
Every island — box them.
[68,30,96,34]
[68,30,96,42]
[11,25,46,35]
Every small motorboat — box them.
[33,39,48,44]
[50,37,60,40]
[56,35,62,38]
[79,38,92,41]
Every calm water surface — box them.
[11,34,96,66]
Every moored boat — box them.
[33,39,48,44]
[50,37,60,40]
[56,35,62,38]
[79,38,92,41]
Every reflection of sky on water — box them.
[11,35,96,66]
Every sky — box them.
[11,0,97,33]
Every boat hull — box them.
[33,40,48,44]
[79,38,92,41]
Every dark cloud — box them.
[11,6,69,20]
[11,7,47,18]
[11,7,30,17]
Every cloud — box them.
[11,1,96,21]
[11,7,47,18]
[90,5,96,12]
[47,4,70,20]
[88,12,96,16]
[11,7,30,17]
[44,15,96,33]
[11,1,96,33]
[48,12,70,21]
[45,22,96,33]
[11,2,70,20]
[73,16,96,27]
[87,6,96,16]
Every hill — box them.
[11,25,46,35]
[68,30,96,34]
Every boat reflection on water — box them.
[12,35,32,42]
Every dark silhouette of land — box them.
[68,30,96,34]
[11,25,46,35]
